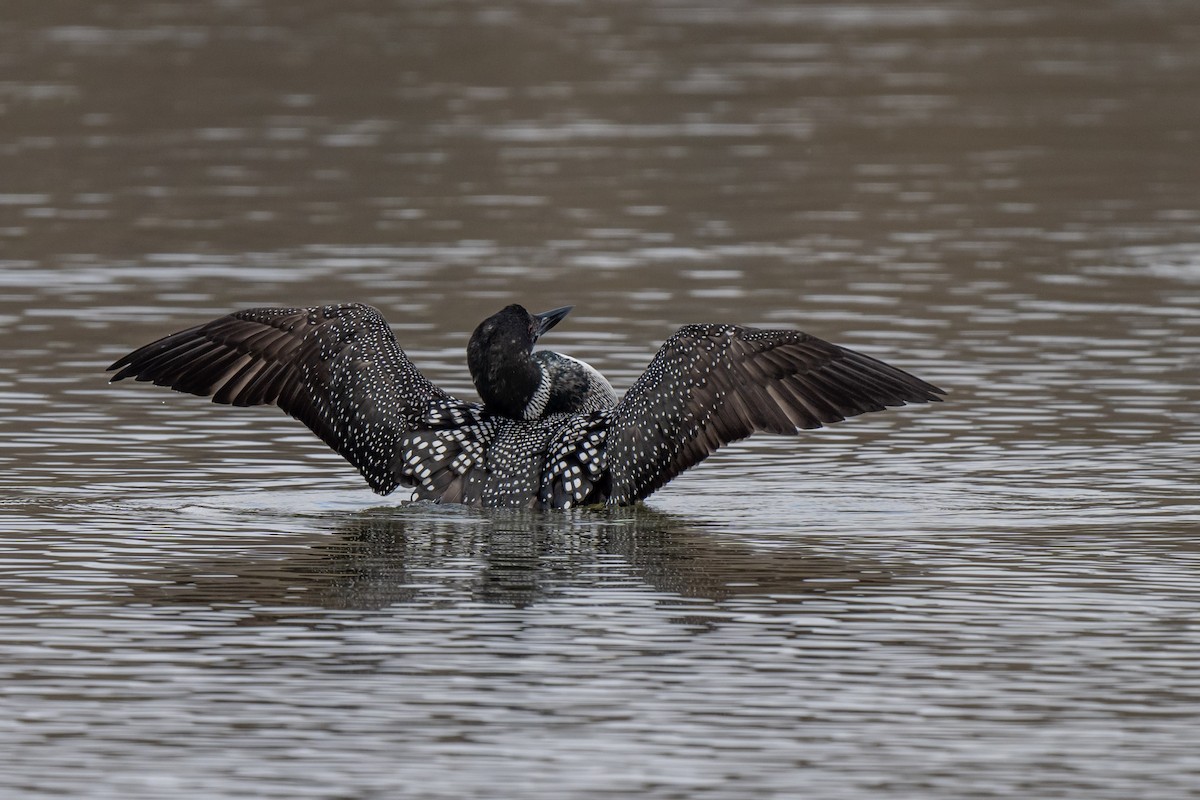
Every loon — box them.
[107,303,944,509]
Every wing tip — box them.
[107,361,139,383]
[914,381,948,403]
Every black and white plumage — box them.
[108,302,945,509]
[466,304,617,419]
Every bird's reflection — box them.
[131,503,909,614]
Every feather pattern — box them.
[603,324,944,504]
[109,307,944,508]
[108,303,455,494]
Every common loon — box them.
[108,303,944,509]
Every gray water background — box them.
[2,2,1199,798]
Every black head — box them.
[467,304,573,418]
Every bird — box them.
[107,302,945,509]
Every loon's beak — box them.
[533,305,573,340]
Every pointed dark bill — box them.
[533,305,573,340]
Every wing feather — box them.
[605,324,944,503]
[108,303,455,494]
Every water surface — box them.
[2,2,1200,798]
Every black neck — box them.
[469,346,540,419]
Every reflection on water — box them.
[3,0,1200,798]
[120,503,908,612]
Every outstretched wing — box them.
[604,324,945,504]
[108,303,456,494]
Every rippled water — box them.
[3,1,1200,798]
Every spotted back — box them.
[396,405,610,509]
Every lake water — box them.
[2,1,1200,798]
